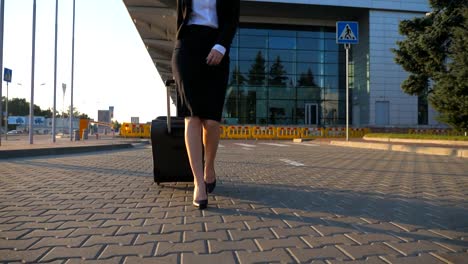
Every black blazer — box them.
[176,0,240,51]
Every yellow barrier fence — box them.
[301,127,324,138]
[121,123,150,138]
[226,125,252,139]
[251,126,277,139]
[276,127,301,139]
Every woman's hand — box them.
[206,49,224,66]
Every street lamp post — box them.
[69,0,75,141]
[4,81,7,140]
[29,0,37,144]
[0,0,5,146]
[53,0,58,143]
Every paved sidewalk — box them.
[0,140,467,263]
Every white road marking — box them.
[279,159,305,167]
[234,143,256,148]
[242,147,253,151]
[259,143,289,147]
[218,144,225,148]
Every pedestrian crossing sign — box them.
[3,68,12,83]
[336,21,359,44]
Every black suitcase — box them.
[150,80,193,185]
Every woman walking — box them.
[172,0,240,209]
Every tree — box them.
[248,51,266,86]
[230,66,246,86]
[298,68,317,87]
[392,0,468,130]
[269,56,288,86]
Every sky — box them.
[2,0,171,123]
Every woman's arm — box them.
[216,0,240,50]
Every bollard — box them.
[82,129,89,140]
[73,129,80,141]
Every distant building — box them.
[124,0,447,128]
[98,110,111,134]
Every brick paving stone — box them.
[301,235,357,248]
[83,234,135,247]
[66,256,123,263]
[98,243,154,259]
[0,247,50,263]
[0,237,39,250]
[48,214,93,223]
[88,213,129,221]
[236,248,294,264]
[0,229,32,240]
[272,226,320,238]
[208,240,259,254]
[68,227,119,237]
[134,233,182,244]
[228,228,276,240]
[337,243,404,260]
[58,220,105,229]
[346,233,404,245]
[341,256,389,263]
[40,245,103,262]
[255,237,308,251]
[123,255,179,264]
[385,241,450,256]
[101,219,145,228]
[23,229,74,239]
[431,252,468,263]
[161,223,203,234]
[30,236,89,250]
[313,225,361,236]
[287,246,350,262]
[145,217,184,225]
[115,224,162,235]
[382,253,446,264]
[155,241,206,256]
[183,230,229,242]
[181,251,237,264]
[183,215,223,224]
[245,219,289,229]
[205,221,247,232]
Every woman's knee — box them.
[203,119,220,130]
[185,116,202,125]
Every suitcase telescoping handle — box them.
[164,79,176,134]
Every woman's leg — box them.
[185,117,207,201]
[202,119,221,183]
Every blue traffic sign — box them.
[336,21,359,44]
[3,68,12,83]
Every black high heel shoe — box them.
[193,185,208,210]
[192,199,208,210]
[205,180,217,194]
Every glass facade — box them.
[223,24,347,126]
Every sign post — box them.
[3,68,11,140]
[336,21,359,141]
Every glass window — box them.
[268,49,295,62]
[226,25,346,125]
[239,48,266,61]
[297,51,322,63]
[240,35,268,48]
[297,38,323,50]
[269,36,296,49]
[239,28,268,36]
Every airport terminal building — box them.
[123,0,441,128]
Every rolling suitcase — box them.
[150,79,193,185]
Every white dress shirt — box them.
[188,0,226,55]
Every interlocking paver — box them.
[1,141,467,263]
[39,245,103,262]
[98,243,154,259]
[181,251,237,264]
[0,247,50,263]
[83,234,135,247]
[155,241,206,256]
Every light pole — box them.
[4,81,8,140]
[53,0,58,143]
[0,0,5,146]
[29,0,37,144]
[70,0,75,141]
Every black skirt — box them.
[172,25,230,122]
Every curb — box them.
[363,136,468,146]
[0,143,135,159]
[330,141,468,158]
